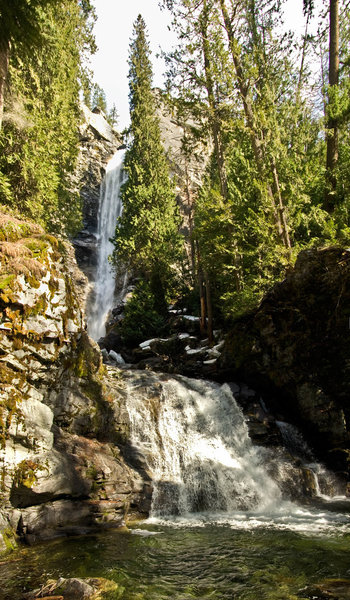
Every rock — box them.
[109,350,125,365]
[25,576,120,599]
[219,247,350,476]
[81,105,115,143]
[0,213,151,549]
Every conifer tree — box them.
[0,0,59,128]
[0,0,96,234]
[113,15,181,309]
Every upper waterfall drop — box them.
[88,148,126,341]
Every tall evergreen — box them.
[0,0,96,235]
[113,15,181,307]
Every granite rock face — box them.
[0,212,149,550]
[72,105,122,280]
[219,248,350,477]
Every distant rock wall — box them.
[219,248,350,480]
[155,90,211,267]
[0,211,149,552]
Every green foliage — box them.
[113,15,182,304]
[118,281,167,346]
[0,0,96,236]
[162,0,350,323]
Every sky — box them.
[90,0,325,130]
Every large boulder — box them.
[219,248,350,475]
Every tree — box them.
[113,15,181,310]
[0,0,96,234]
[325,0,339,211]
[0,0,59,128]
[91,83,108,113]
[163,0,329,321]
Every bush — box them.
[119,280,167,346]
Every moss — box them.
[13,459,45,488]
[0,390,23,449]
[23,294,49,318]
[0,527,17,554]
[0,364,17,385]
[0,274,15,290]
[48,274,59,297]
[0,220,37,243]
[74,332,101,379]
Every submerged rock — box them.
[301,578,350,599]
[25,576,120,599]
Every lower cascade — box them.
[124,374,325,521]
[122,371,350,533]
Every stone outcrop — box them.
[0,211,149,551]
[219,248,350,478]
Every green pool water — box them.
[2,515,350,600]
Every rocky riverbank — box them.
[0,211,150,551]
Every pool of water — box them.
[2,508,350,600]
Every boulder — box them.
[219,248,350,475]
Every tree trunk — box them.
[196,243,207,336]
[325,0,339,212]
[0,41,10,129]
[150,269,168,317]
[200,0,228,200]
[204,269,213,345]
[218,0,291,251]
[296,9,311,102]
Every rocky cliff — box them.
[72,105,122,281]
[0,211,150,552]
[219,248,350,481]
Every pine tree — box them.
[325,0,340,211]
[0,0,96,234]
[0,0,59,128]
[113,15,181,309]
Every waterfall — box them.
[88,149,126,341]
[125,374,282,517]
[277,421,344,498]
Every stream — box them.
[2,519,350,599]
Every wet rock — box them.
[219,248,350,474]
[25,576,120,599]
[301,578,350,599]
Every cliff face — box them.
[219,248,350,479]
[72,105,122,281]
[0,211,149,551]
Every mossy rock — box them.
[0,526,17,555]
[26,577,123,600]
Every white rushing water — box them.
[88,149,126,340]
[125,373,350,534]
[126,375,281,515]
